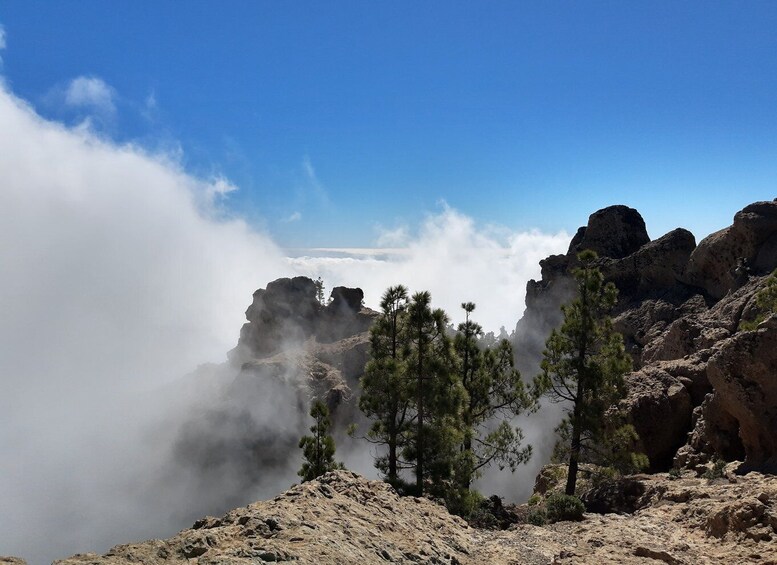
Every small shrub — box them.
[527,493,542,506]
[442,487,485,519]
[703,459,726,481]
[526,507,547,526]
[668,467,681,480]
[738,270,777,331]
[545,492,585,523]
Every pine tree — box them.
[358,285,412,484]
[313,277,326,305]
[454,302,534,489]
[298,399,343,482]
[533,250,633,495]
[404,291,462,495]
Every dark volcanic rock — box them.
[232,276,322,361]
[581,475,656,514]
[601,228,696,299]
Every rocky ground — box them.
[10,469,763,565]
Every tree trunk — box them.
[565,399,582,495]
[416,326,424,494]
[388,425,397,483]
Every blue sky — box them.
[1,1,776,246]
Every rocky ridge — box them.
[42,469,776,565]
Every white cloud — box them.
[205,175,238,201]
[140,89,158,122]
[0,84,291,563]
[283,211,302,222]
[288,207,569,333]
[64,76,116,119]
[375,225,409,247]
[145,90,157,111]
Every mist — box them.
[0,83,568,563]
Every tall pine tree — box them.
[533,250,633,495]
[454,302,534,489]
[404,291,462,495]
[358,285,412,484]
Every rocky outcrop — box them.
[54,471,476,565]
[683,200,777,300]
[513,205,664,376]
[166,278,378,531]
[567,205,650,260]
[516,200,777,474]
[230,277,375,363]
[54,470,777,565]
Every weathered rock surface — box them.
[54,470,777,565]
[706,321,777,472]
[623,366,693,470]
[567,205,651,260]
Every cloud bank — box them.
[0,80,568,563]
[289,212,568,333]
[0,85,292,563]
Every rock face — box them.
[516,200,777,473]
[54,470,777,565]
[228,278,377,425]
[706,321,777,472]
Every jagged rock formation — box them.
[228,277,378,425]
[166,277,378,527]
[230,277,375,364]
[52,470,777,565]
[517,199,777,473]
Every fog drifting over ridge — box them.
[0,83,568,563]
